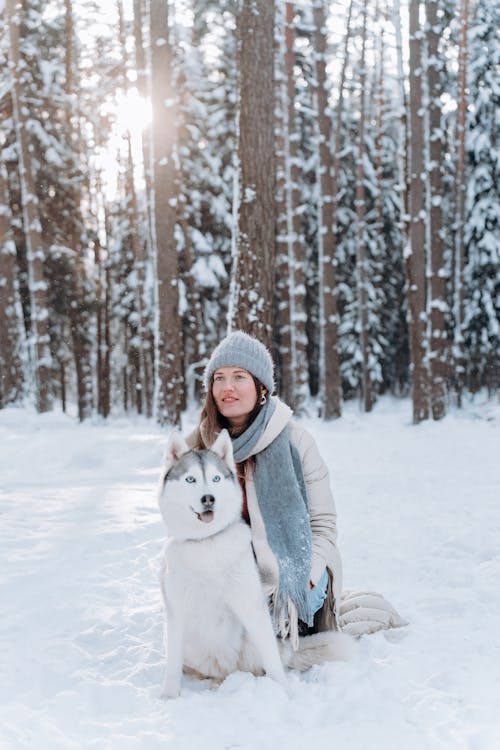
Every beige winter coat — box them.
[188,398,343,633]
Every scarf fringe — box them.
[272,592,300,651]
[288,598,300,651]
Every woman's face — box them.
[212,366,259,429]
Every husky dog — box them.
[158,429,350,699]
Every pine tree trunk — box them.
[354,0,372,412]
[134,0,155,286]
[174,55,206,407]
[0,162,25,406]
[232,0,276,349]
[453,0,469,407]
[94,236,110,418]
[274,1,290,398]
[275,1,309,409]
[408,0,430,423]
[150,0,184,425]
[393,0,410,232]
[426,0,448,420]
[133,0,154,415]
[7,0,52,412]
[118,0,152,416]
[178,212,205,405]
[312,0,342,419]
[64,0,94,421]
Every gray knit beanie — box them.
[203,331,275,393]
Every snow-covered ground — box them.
[1,396,499,750]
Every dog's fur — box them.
[158,429,351,698]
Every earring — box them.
[260,393,267,405]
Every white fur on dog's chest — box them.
[166,521,252,569]
[162,522,265,679]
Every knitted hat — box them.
[203,331,275,393]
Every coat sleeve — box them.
[291,425,343,597]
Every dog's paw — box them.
[160,688,180,701]
[160,680,181,700]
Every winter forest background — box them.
[0,0,498,427]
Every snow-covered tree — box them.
[274,0,309,411]
[5,0,54,412]
[0,160,25,406]
[463,0,500,394]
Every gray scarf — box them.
[232,397,313,630]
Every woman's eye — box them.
[185,476,196,483]
[212,475,221,483]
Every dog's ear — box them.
[163,431,190,473]
[210,429,235,472]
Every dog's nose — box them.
[200,494,215,508]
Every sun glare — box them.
[114,89,152,138]
[96,89,152,202]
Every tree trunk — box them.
[426,0,448,420]
[407,0,430,423]
[275,1,309,409]
[232,0,276,349]
[150,0,184,425]
[133,0,155,415]
[453,0,469,407]
[392,0,410,233]
[7,0,52,412]
[94,235,110,418]
[64,0,94,421]
[0,161,25,407]
[354,0,372,412]
[312,0,342,419]
[118,0,152,415]
[133,0,155,253]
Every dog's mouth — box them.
[190,507,215,524]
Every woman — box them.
[189,330,343,647]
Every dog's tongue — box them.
[200,510,214,523]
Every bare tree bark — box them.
[133,0,157,413]
[426,0,449,420]
[6,0,52,412]
[93,232,110,418]
[453,0,469,407]
[354,0,372,412]
[133,0,155,257]
[232,0,276,349]
[118,0,152,416]
[150,0,184,425]
[64,0,94,421]
[0,162,25,406]
[312,0,342,419]
[393,0,410,234]
[407,0,430,422]
[275,1,309,409]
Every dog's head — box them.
[158,430,242,540]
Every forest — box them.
[0,0,498,426]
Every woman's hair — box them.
[195,373,266,449]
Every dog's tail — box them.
[280,630,353,672]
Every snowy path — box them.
[1,398,499,749]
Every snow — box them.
[1,396,500,749]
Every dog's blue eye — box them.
[212,475,221,483]
[185,476,196,483]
